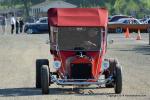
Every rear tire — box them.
[105,59,116,88]
[41,65,49,94]
[114,64,122,94]
[36,59,49,88]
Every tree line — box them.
[0,0,150,18]
[0,0,45,17]
[64,0,150,18]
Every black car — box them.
[24,17,49,34]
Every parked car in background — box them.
[24,17,49,34]
[139,18,147,24]
[144,18,150,24]
[109,15,133,22]
[24,17,37,24]
[109,18,142,24]
[108,18,142,33]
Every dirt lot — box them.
[0,33,149,100]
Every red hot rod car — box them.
[35,8,122,94]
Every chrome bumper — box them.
[51,75,113,86]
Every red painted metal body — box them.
[48,8,108,27]
[48,8,108,82]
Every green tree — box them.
[22,0,31,17]
[0,0,149,18]
[0,0,46,17]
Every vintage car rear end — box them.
[35,8,122,94]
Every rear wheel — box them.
[36,59,49,88]
[105,59,116,88]
[114,64,122,94]
[41,65,49,94]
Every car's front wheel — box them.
[116,27,123,33]
[27,28,33,34]
[41,65,49,94]
[114,64,122,94]
[36,59,49,88]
